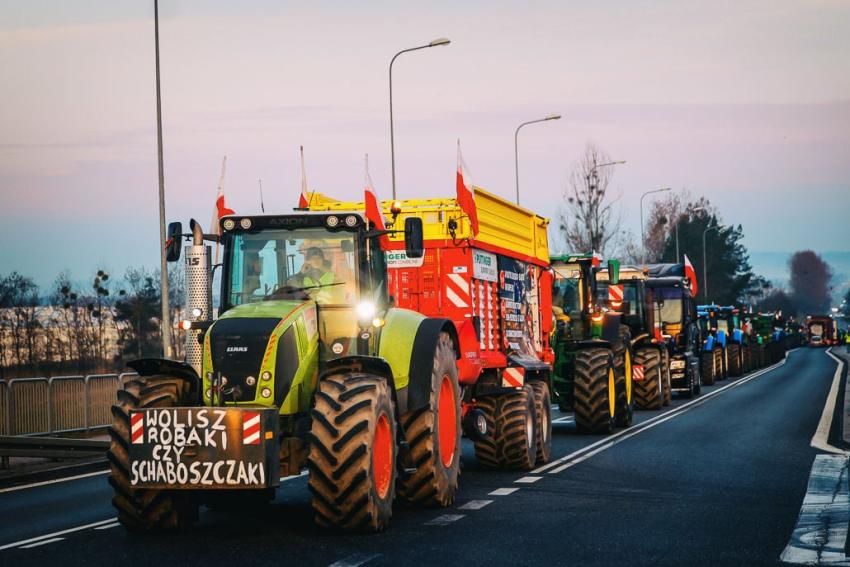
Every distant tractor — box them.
[645,265,702,398]
[751,312,787,364]
[696,305,726,385]
[597,265,670,409]
[109,211,464,532]
[807,315,837,347]
[550,253,635,433]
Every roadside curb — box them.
[0,458,107,490]
[836,347,850,447]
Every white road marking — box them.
[489,487,519,496]
[0,518,117,551]
[328,553,381,567]
[458,499,493,510]
[515,476,542,484]
[781,454,850,565]
[0,469,109,494]
[93,522,121,530]
[424,514,465,526]
[552,416,574,423]
[533,354,792,476]
[812,348,849,455]
[19,537,65,549]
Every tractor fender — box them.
[574,339,613,350]
[716,330,727,348]
[731,329,744,344]
[406,317,459,414]
[703,335,715,352]
[126,358,201,401]
[629,333,651,349]
[320,355,394,382]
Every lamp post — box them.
[640,187,671,264]
[702,224,722,300]
[675,205,705,262]
[389,37,451,199]
[153,0,172,358]
[514,114,561,205]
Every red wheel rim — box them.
[438,374,457,468]
[372,413,392,499]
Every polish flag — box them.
[211,156,234,236]
[456,141,479,236]
[363,155,388,249]
[684,254,698,296]
[298,145,311,208]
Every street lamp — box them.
[702,224,723,300]
[640,187,671,264]
[675,205,705,262]
[514,114,561,205]
[153,0,172,358]
[389,37,451,199]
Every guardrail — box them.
[0,373,138,437]
[0,436,109,460]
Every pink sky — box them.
[1,1,849,287]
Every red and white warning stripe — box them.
[242,411,261,445]
[632,364,645,382]
[608,284,624,303]
[445,273,470,308]
[131,413,144,444]
[502,367,525,388]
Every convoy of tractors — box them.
[108,186,805,533]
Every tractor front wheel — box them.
[308,373,396,531]
[728,343,742,377]
[108,375,199,531]
[531,380,552,465]
[701,351,716,386]
[634,348,663,410]
[573,348,616,434]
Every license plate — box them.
[128,407,279,489]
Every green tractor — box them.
[550,253,634,433]
[108,212,463,532]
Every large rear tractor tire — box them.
[728,343,742,377]
[615,348,634,427]
[701,351,716,386]
[108,375,199,531]
[661,349,672,406]
[573,348,616,434]
[308,373,397,531]
[634,348,663,410]
[398,332,461,507]
[714,347,725,381]
[531,380,552,465]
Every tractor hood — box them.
[204,299,311,405]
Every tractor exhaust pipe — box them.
[184,219,212,375]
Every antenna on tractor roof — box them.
[258,178,265,213]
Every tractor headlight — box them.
[245,376,256,386]
[191,307,203,318]
[670,359,686,370]
[261,370,272,381]
[239,218,252,230]
[223,218,236,231]
[344,215,358,227]
[326,215,339,228]
[356,301,377,321]
[261,387,272,398]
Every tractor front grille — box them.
[209,317,279,402]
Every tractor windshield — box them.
[228,228,358,307]
[716,319,729,333]
[552,264,583,318]
[655,287,683,325]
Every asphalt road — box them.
[0,347,842,566]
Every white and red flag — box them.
[684,254,698,296]
[298,145,311,208]
[456,141,479,236]
[211,156,234,236]
[363,155,388,249]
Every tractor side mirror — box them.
[166,222,183,262]
[404,217,424,259]
[607,259,620,285]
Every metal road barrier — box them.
[0,436,109,459]
[0,372,138,437]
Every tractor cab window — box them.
[716,319,729,333]
[552,264,583,318]
[228,228,358,307]
[654,287,683,337]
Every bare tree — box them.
[557,143,623,256]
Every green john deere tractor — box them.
[550,253,634,434]
[108,212,462,532]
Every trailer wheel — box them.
[398,332,460,507]
[108,375,199,531]
[701,351,716,386]
[497,384,538,469]
[728,343,742,377]
[308,373,396,531]
[634,348,663,410]
[573,348,616,434]
[472,395,499,468]
[530,380,552,464]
